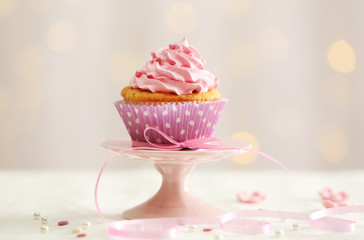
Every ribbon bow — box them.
[131,127,224,150]
[130,127,295,172]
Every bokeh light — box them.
[328,40,356,73]
[64,0,85,8]
[319,126,348,163]
[0,0,16,17]
[236,111,251,128]
[166,2,197,35]
[271,107,303,138]
[322,75,351,107]
[18,47,43,80]
[17,47,45,111]
[47,20,78,52]
[258,28,289,61]
[27,0,50,11]
[0,120,19,168]
[231,131,260,164]
[110,53,139,87]
[228,40,259,77]
[221,0,251,18]
[0,85,9,117]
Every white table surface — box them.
[1,168,364,240]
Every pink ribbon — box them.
[136,127,295,172]
[134,127,224,150]
[95,127,364,238]
[107,207,364,238]
[95,128,294,220]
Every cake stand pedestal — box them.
[102,139,250,219]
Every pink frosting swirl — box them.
[130,38,218,95]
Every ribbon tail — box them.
[239,147,296,173]
[95,149,129,223]
[95,146,170,223]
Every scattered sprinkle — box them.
[322,199,352,208]
[275,229,284,237]
[72,227,82,234]
[82,221,91,229]
[33,212,41,220]
[237,190,266,204]
[40,225,49,234]
[77,233,87,238]
[203,228,213,232]
[41,216,49,224]
[214,234,224,240]
[58,221,69,226]
[319,187,351,208]
[188,225,197,232]
[293,223,300,231]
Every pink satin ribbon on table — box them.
[95,127,364,238]
[107,207,364,238]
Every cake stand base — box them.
[123,162,224,219]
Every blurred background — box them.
[0,0,363,169]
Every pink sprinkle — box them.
[203,228,213,232]
[151,52,156,58]
[155,58,162,65]
[135,71,142,78]
[77,233,87,238]
[147,74,153,79]
[58,221,69,226]
[169,44,175,50]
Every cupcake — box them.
[115,38,227,144]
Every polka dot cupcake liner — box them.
[114,99,228,144]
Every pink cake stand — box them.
[101,139,251,220]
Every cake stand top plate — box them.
[101,139,251,163]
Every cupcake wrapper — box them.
[114,99,228,144]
